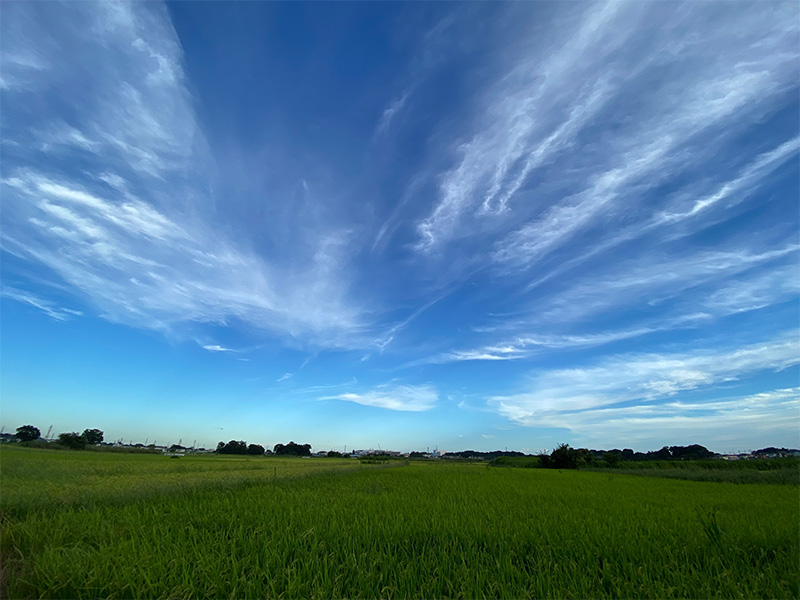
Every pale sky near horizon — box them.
[1,1,798,453]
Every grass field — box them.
[492,454,800,485]
[1,446,798,599]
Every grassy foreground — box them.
[1,447,798,599]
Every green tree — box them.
[537,451,551,468]
[603,451,622,467]
[550,443,578,469]
[15,425,40,442]
[273,441,311,456]
[58,432,86,450]
[82,428,104,445]
[217,440,248,454]
[247,443,265,455]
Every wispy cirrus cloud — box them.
[1,287,83,321]
[533,245,799,327]
[201,344,235,353]
[3,170,364,346]
[524,387,800,451]
[1,1,368,349]
[430,243,798,365]
[400,2,798,373]
[513,136,800,296]
[412,1,797,270]
[375,92,411,138]
[324,383,438,412]
[489,48,797,271]
[434,328,658,364]
[490,335,800,427]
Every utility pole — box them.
[45,425,53,440]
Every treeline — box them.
[492,443,719,470]
[602,444,715,463]
[441,450,526,460]
[8,425,104,450]
[216,440,311,456]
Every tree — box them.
[273,441,311,456]
[58,432,86,450]
[652,446,672,460]
[550,443,578,469]
[247,443,265,455]
[216,440,248,454]
[16,425,40,442]
[603,451,622,467]
[82,428,104,445]
[670,444,714,460]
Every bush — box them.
[58,432,86,450]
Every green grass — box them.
[2,447,798,598]
[0,446,359,517]
[493,454,800,485]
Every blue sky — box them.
[1,1,798,453]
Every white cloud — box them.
[437,344,529,363]
[410,1,797,276]
[2,287,83,321]
[536,388,800,451]
[434,241,798,363]
[415,2,634,250]
[277,373,293,382]
[533,245,799,327]
[201,344,234,353]
[513,137,800,297]
[4,171,365,345]
[375,92,410,136]
[434,328,660,363]
[0,2,369,349]
[491,69,794,271]
[660,137,800,224]
[490,335,800,426]
[325,384,438,412]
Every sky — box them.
[1,1,798,454]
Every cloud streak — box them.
[325,384,438,412]
[411,2,797,278]
[490,334,800,426]
[2,287,83,321]
[523,387,800,451]
[1,2,368,349]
